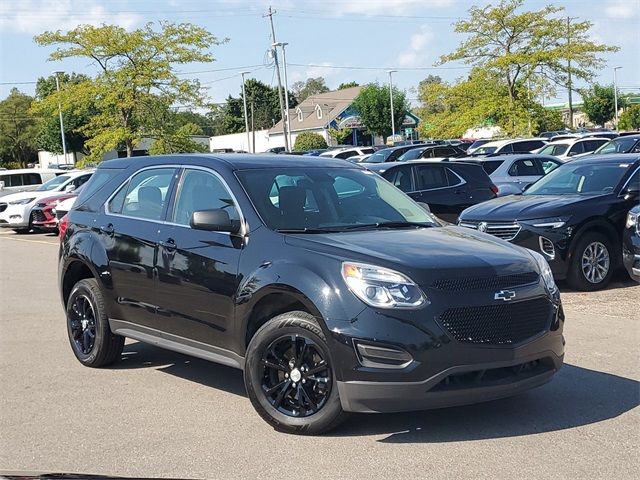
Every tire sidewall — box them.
[66,279,108,365]
[569,232,614,291]
[244,313,344,434]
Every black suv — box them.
[59,154,564,434]
[367,161,497,222]
[623,205,640,283]
[458,154,640,291]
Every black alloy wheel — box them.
[260,334,331,417]
[69,295,97,355]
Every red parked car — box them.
[30,192,78,231]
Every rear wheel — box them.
[568,232,614,291]
[66,278,124,367]
[244,311,347,435]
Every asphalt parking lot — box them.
[0,230,638,479]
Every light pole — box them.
[273,42,291,151]
[387,70,397,143]
[613,66,622,129]
[240,71,251,153]
[53,71,68,164]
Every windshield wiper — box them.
[275,227,344,234]
[336,221,434,231]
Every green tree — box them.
[618,105,640,131]
[149,123,209,155]
[338,82,359,90]
[439,0,617,106]
[531,106,566,134]
[581,84,617,126]
[293,131,327,151]
[291,77,329,102]
[328,127,352,145]
[0,89,40,168]
[34,22,223,160]
[353,83,409,140]
[33,73,93,160]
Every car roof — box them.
[549,136,609,144]
[0,168,64,174]
[455,154,559,162]
[98,154,356,170]
[570,153,640,165]
[480,138,546,148]
[610,133,640,140]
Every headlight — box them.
[525,216,570,229]
[341,262,427,309]
[626,211,638,230]
[8,197,36,205]
[529,251,558,294]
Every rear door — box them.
[99,167,178,329]
[413,164,466,222]
[154,167,243,347]
[507,158,544,191]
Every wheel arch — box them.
[567,217,622,266]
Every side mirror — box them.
[417,202,431,213]
[190,208,241,234]
[64,184,76,192]
[522,183,533,192]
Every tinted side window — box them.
[24,173,42,185]
[172,169,240,226]
[8,174,23,187]
[569,142,584,155]
[385,165,414,192]
[481,161,504,175]
[109,168,175,220]
[72,174,92,188]
[415,165,448,190]
[537,159,561,174]
[509,159,542,176]
[336,151,357,159]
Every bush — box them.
[619,105,640,131]
[293,132,327,151]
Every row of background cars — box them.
[1,131,639,292]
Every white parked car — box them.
[0,169,63,198]
[319,146,375,160]
[0,170,93,233]
[470,138,548,156]
[536,137,610,161]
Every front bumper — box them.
[622,231,640,282]
[31,206,59,230]
[0,204,31,228]
[326,284,565,413]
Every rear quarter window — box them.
[75,169,125,212]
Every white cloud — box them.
[397,27,434,67]
[604,0,639,19]
[0,0,142,34]
[339,0,454,16]
[305,62,337,78]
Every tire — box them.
[244,311,347,435]
[567,232,614,291]
[13,228,30,234]
[66,278,124,367]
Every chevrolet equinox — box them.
[59,154,565,434]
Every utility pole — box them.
[240,71,251,153]
[566,17,577,129]
[387,70,397,143]
[264,6,289,152]
[273,42,292,150]
[53,71,68,164]
[251,101,256,153]
[613,66,622,130]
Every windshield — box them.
[539,143,569,156]
[525,162,630,195]
[595,137,639,154]
[397,148,425,161]
[236,167,438,232]
[472,146,497,155]
[36,175,70,191]
[364,150,391,164]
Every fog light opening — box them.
[354,341,413,369]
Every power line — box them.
[287,63,470,71]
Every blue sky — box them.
[1,0,638,107]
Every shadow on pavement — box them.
[114,342,638,441]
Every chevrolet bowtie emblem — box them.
[494,290,516,301]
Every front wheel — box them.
[567,232,614,291]
[244,311,347,435]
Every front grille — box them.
[439,298,552,345]
[459,221,521,241]
[31,209,46,223]
[432,272,539,292]
[0,203,7,213]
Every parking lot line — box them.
[0,235,58,246]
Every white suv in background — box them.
[319,146,375,160]
[470,138,548,156]
[0,169,63,198]
[0,170,93,233]
[537,137,610,161]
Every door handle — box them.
[159,238,177,252]
[99,223,114,236]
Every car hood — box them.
[0,190,54,204]
[284,226,538,285]
[460,193,606,222]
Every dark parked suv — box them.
[367,161,498,222]
[59,154,564,434]
[458,154,640,291]
[623,205,640,283]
